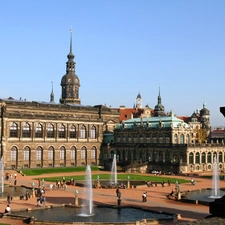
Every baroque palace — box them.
[0,31,120,169]
[1,32,225,174]
[104,92,225,174]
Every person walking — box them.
[116,187,120,197]
[7,194,11,204]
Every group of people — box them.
[5,172,17,186]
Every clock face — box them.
[68,78,71,82]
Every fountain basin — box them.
[6,205,178,224]
[181,188,225,205]
[0,186,31,199]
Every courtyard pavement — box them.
[0,170,225,224]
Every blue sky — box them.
[1,0,225,126]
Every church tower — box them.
[136,92,142,109]
[154,87,165,117]
[60,29,81,104]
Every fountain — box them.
[181,155,225,204]
[0,156,4,193]
[110,154,117,185]
[210,155,220,198]
[80,165,93,216]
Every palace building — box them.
[0,31,120,169]
[105,92,225,174]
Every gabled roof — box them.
[120,108,143,122]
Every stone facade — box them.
[0,100,120,169]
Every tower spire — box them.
[50,82,54,102]
[158,85,161,104]
[70,27,73,54]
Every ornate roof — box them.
[116,112,189,129]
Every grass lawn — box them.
[40,174,189,184]
[22,166,100,176]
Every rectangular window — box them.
[90,130,96,139]
[70,130,76,138]
[10,129,18,138]
[60,150,65,160]
[71,150,75,160]
[81,150,86,159]
[59,130,66,138]
[23,130,30,137]
[35,129,43,138]
[48,150,53,160]
[24,150,29,161]
[36,150,42,160]
[10,151,17,161]
[80,130,86,139]
[91,150,95,159]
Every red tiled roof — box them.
[120,108,143,122]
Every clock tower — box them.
[60,29,81,105]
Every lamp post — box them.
[74,190,79,206]
[127,175,130,189]
[31,182,35,198]
[117,190,121,206]
[96,175,101,189]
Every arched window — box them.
[80,125,86,139]
[36,146,42,160]
[10,122,18,137]
[48,146,54,160]
[91,146,96,159]
[10,146,17,161]
[219,152,223,163]
[165,134,170,143]
[139,134,144,143]
[133,150,137,160]
[146,134,150,143]
[90,126,96,139]
[69,125,76,138]
[189,152,194,164]
[81,146,86,159]
[22,122,31,138]
[140,151,142,160]
[174,134,178,144]
[70,146,76,160]
[58,124,66,138]
[159,151,163,161]
[152,134,157,143]
[195,152,200,164]
[24,146,30,161]
[60,146,66,160]
[186,134,190,144]
[35,123,43,138]
[165,151,170,162]
[158,134,163,143]
[180,134,184,144]
[47,124,54,138]
[207,152,212,163]
[201,152,206,164]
